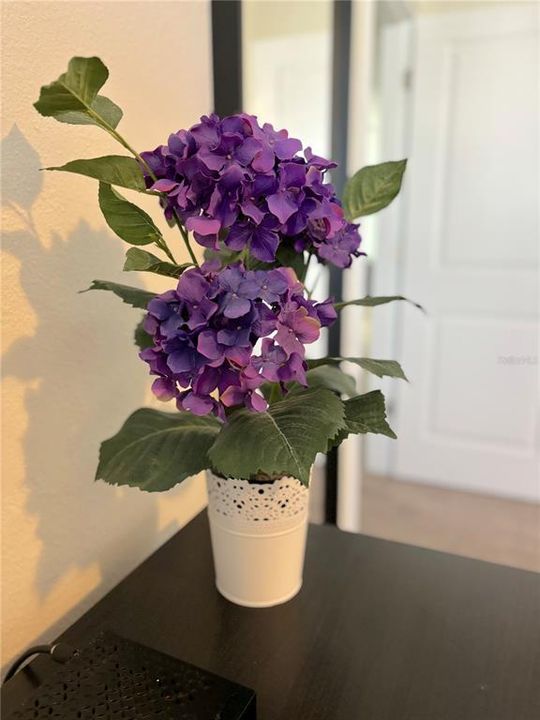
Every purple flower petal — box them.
[181,392,216,415]
[185,216,221,235]
[192,366,220,395]
[234,137,261,166]
[315,298,338,327]
[197,330,222,360]
[280,162,307,188]
[274,137,302,160]
[267,190,298,224]
[167,347,201,373]
[151,179,178,192]
[151,377,177,401]
[197,147,227,172]
[253,173,278,196]
[250,226,279,263]
[252,145,275,173]
[225,222,251,251]
[220,385,245,407]
[219,163,245,190]
[147,297,173,320]
[247,391,268,413]
[241,198,265,224]
[193,231,219,250]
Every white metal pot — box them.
[206,470,309,608]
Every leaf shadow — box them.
[1,126,182,635]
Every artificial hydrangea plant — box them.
[34,57,420,489]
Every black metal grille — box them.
[6,632,256,719]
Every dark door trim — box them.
[211,0,243,115]
[325,0,352,524]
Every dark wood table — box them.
[3,512,540,719]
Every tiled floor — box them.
[361,474,540,573]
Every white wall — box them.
[1,0,212,670]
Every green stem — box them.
[268,383,282,404]
[156,238,177,264]
[174,212,199,266]
[92,109,199,267]
[240,246,251,270]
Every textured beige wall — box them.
[243,0,331,40]
[1,0,212,670]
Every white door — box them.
[368,3,539,501]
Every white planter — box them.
[206,470,309,608]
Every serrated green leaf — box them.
[261,366,356,404]
[335,294,424,311]
[34,56,123,129]
[307,357,408,381]
[81,279,155,309]
[124,248,191,279]
[288,365,357,398]
[96,408,220,491]
[209,388,345,485]
[343,160,407,220]
[134,317,154,351]
[46,156,146,191]
[330,390,396,449]
[98,183,162,245]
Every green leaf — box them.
[203,244,306,275]
[203,246,243,268]
[98,183,162,245]
[34,56,123,129]
[51,95,123,129]
[34,56,108,113]
[288,365,357,398]
[330,390,396,449]
[275,244,306,279]
[343,160,407,220]
[334,294,424,311]
[123,248,191,279]
[96,409,221,492]
[81,279,155,309]
[209,388,345,485]
[46,156,146,191]
[261,366,356,404]
[307,357,408,381]
[353,358,407,381]
[86,95,122,128]
[134,318,154,351]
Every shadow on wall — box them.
[1,126,181,655]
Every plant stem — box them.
[156,238,177,264]
[240,246,251,270]
[173,212,199,266]
[92,110,200,267]
[268,383,282,404]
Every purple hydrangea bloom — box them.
[140,264,336,418]
[316,221,365,269]
[140,113,363,269]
